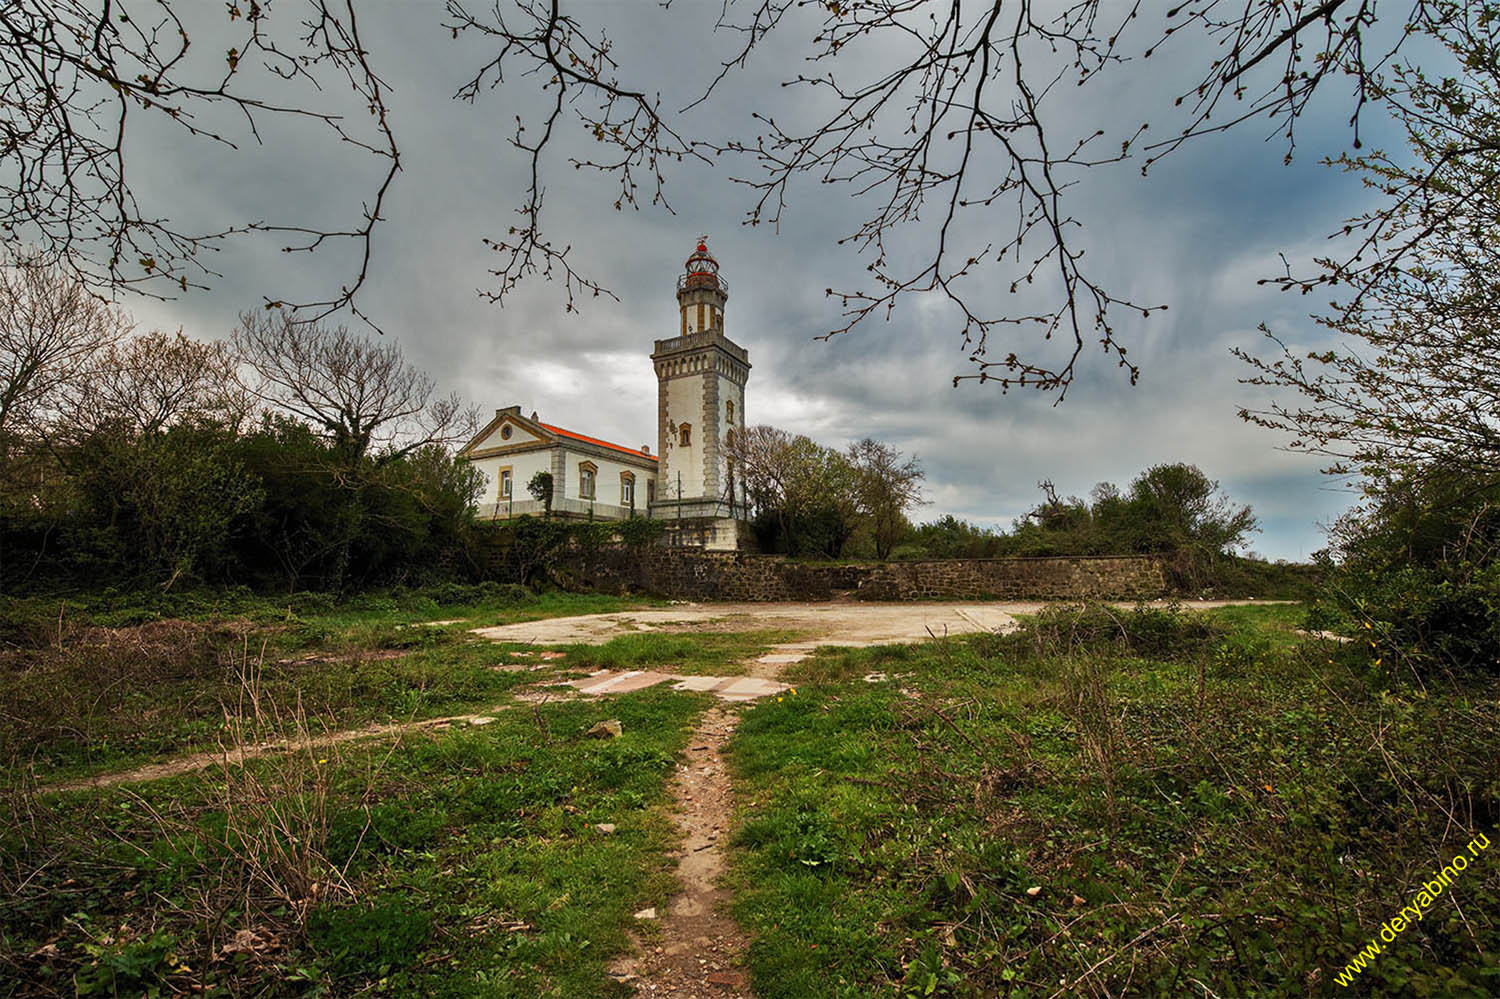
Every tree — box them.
[61,329,247,440]
[233,311,476,588]
[1238,3,1500,487]
[848,438,925,560]
[1312,463,1500,673]
[0,256,129,442]
[527,469,554,519]
[1,3,1456,392]
[437,1,1450,394]
[0,1,396,325]
[233,309,475,466]
[71,420,264,589]
[727,424,859,556]
[1109,464,1260,586]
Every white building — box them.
[458,240,752,549]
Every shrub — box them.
[1314,466,1500,675]
[1014,603,1229,661]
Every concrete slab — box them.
[571,670,675,695]
[472,601,1041,647]
[671,676,728,692]
[718,677,788,700]
[473,600,1283,649]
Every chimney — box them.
[642,445,650,455]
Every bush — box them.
[1012,603,1230,661]
[1314,466,1500,675]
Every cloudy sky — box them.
[108,1,1421,561]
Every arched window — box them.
[725,400,734,425]
[620,471,635,508]
[578,461,597,500]
[679,423,692,447]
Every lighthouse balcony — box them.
[676,271,729,295]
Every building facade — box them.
[458,240,752,549]
[459,407,658,521]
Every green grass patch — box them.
[727,606,1500,998]
[0,589,650,785]
[2,689,705,997]
[558,629,805,677]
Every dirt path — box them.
[612,706,753,997]
[46,707,512,792]
[609,643,815,997]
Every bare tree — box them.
[0,256,130,441]
[1,2,1462,394]
[848,438,925,560]
[0,1,397,325]
[233,309,476,466]
[444,1,704,314]
[61,329,249,439]
[443,1,1444,396]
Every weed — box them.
[307,895,433,978]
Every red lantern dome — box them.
[679,238,725,294]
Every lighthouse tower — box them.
[649,240,752,548]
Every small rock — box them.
[1026,886,1042,897]
[634,907,658,920]
[587,719,623,739]
[1072,894,1087,906]
[594,823,617,835]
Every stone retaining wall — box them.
[542,548,1168,602]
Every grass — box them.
[558,629,807,677]
[726,605,1500,998]
[2,685,706,998]
[0,588,651,784]
[7,592,1498,997]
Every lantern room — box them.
[675,238,728,335]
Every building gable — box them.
[459,407,553,456]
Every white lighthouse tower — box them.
[649,239,752,548]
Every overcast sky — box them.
[108,1,1421,561]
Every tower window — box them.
[679,423,692,447]
[726,400,734,425]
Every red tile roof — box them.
[539,422,657,461]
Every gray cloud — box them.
[111,3,1399,561]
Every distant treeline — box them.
[894,464,1313,597]
[2,415,480,593]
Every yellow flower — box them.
[317,758,327,764]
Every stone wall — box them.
[542,548,1168,602]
